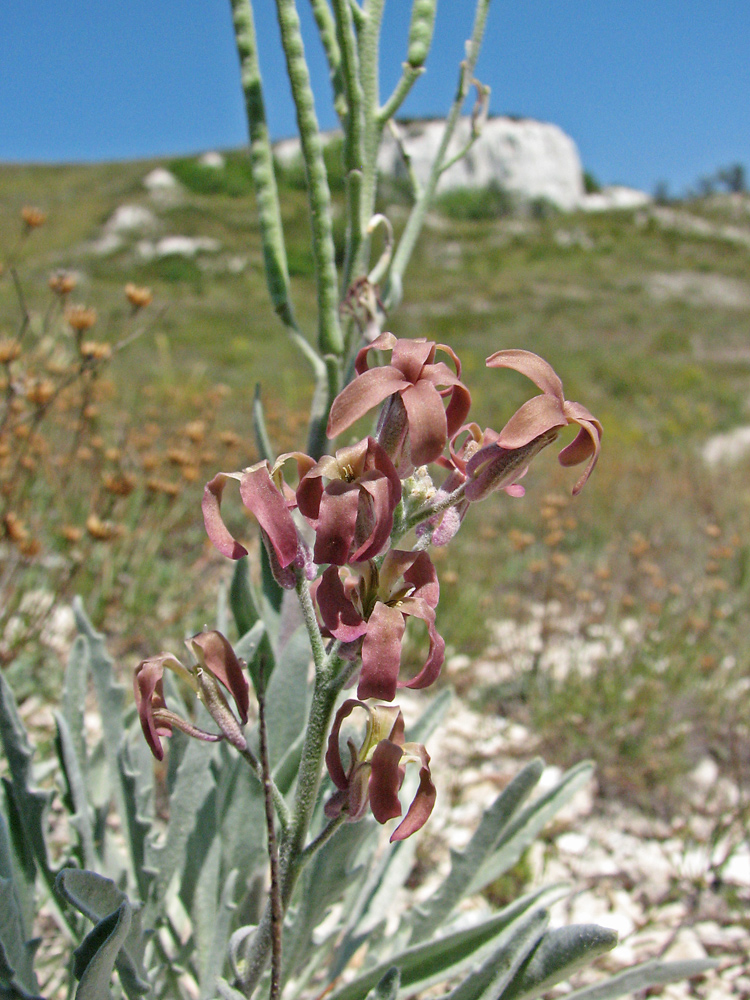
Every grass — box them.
[2,151,750,821]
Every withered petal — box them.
[202,474,248,560]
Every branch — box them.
[274,0,343,358]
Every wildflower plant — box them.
[0,2,716,999]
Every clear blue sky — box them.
[2,1,748,195]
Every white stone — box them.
[105,204,157,234]
[137,236,221,259]
[662,928,708,963]
[580,185,651,212]
[198,151,225,169]
[88,232,123,256]
[702,425,750,466]
[143,168,179,191]
[379,116,585,209]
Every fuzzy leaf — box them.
[147,738,217,914]
[445,907,549,1000]
[0,876,40,998]
[563,959,717,1000]
[284,822,372,984]
[117,742,156,902]
[0,673,55,894]
[467,762,593,896]
[404,687,452,746]
[253,384,275,464]
[63,634,89,778]
[54,712,96,871]
[263,627,311,768]
[328,888,556,1000]
[500,924,619,1000]
[230,557,259,638]
[56,869,149,998]
[200,869,238,999]
[72,901,131,1000]
[234,621,265,667]
[410,758,544,942]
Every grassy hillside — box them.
[2,151,749,813]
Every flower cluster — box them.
[137,335,601,840]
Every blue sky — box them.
[1,1,748,195]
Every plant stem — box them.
[274,0,343,359]
[384,0,492,309]
[258,681,283,1000]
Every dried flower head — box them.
[49,271,77,296]
[21,206,46,229]
[26,379,55,406]
[65,305,97,332]
[80,341,112,361]
[4,512,29,545]
[103,472,137,497]
[125,282,153,309]
[85,514,120,541]
[0,338,21,364]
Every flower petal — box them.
[239,465,299,568]
[390,338,434,382]
[397,598,445,690]
[401,379,448,466]
[486,349,565,402]
[358,602,405,701]
[327,367,409,439]
[134,654,179,760]
[313,483,361,565]
[497,395,567,450]
[202,473,248,560]
[188,631,250,725]
[325,699,366,789]
[390,748,436,841]
[368,740,404,823]
[317,566,368,642]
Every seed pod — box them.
[407,0,437,69]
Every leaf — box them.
[245,626,275,698]
[56,869,150,999]
[328,888,557,1000]
[283,821,372,984]
[562,958,717,1000]
[146,738,217,916]
[260,537,283,616]
[230,557,259,638]
[253,383,275,463]
[467,762,594,897]
[0,930,43,1000]
[62,634,89,777]
[117,742,156,903]
[0,673,55,894]
[445,907,549,1000]
[200,870,238,999]
[72,901,131,1000]
[365,968,400,1000]
[234,620,265,666]
[263,627,311,768]
[54,712,96,871]
[499,924,618,1000]
[0,875,40,998]
[409,758,544,942]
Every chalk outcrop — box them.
[377,116,586,210]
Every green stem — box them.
[354,0,385,279]
[332,0,365,290]
[384,0,492,310]
[295,569,327,674]
[308,0,348,122]
[274,0,343,358]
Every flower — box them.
[134,630,249,760]
[325,700,436,841]
[315,550,444,701]
[327,333,471,468]
[125,283,153,309]
[202,453,315,585]
[65,305,97,332]
[21,206,46,229]
[420,423,527,545]
[471,350,603,497]
[296,437,401,565]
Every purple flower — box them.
[134,631,250,760]
[296,437,401,565]
[325,700,436,842]
[467,350,603,498]
[327,333,471,468]
[315,550,444,702]
[202,453,315,586]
